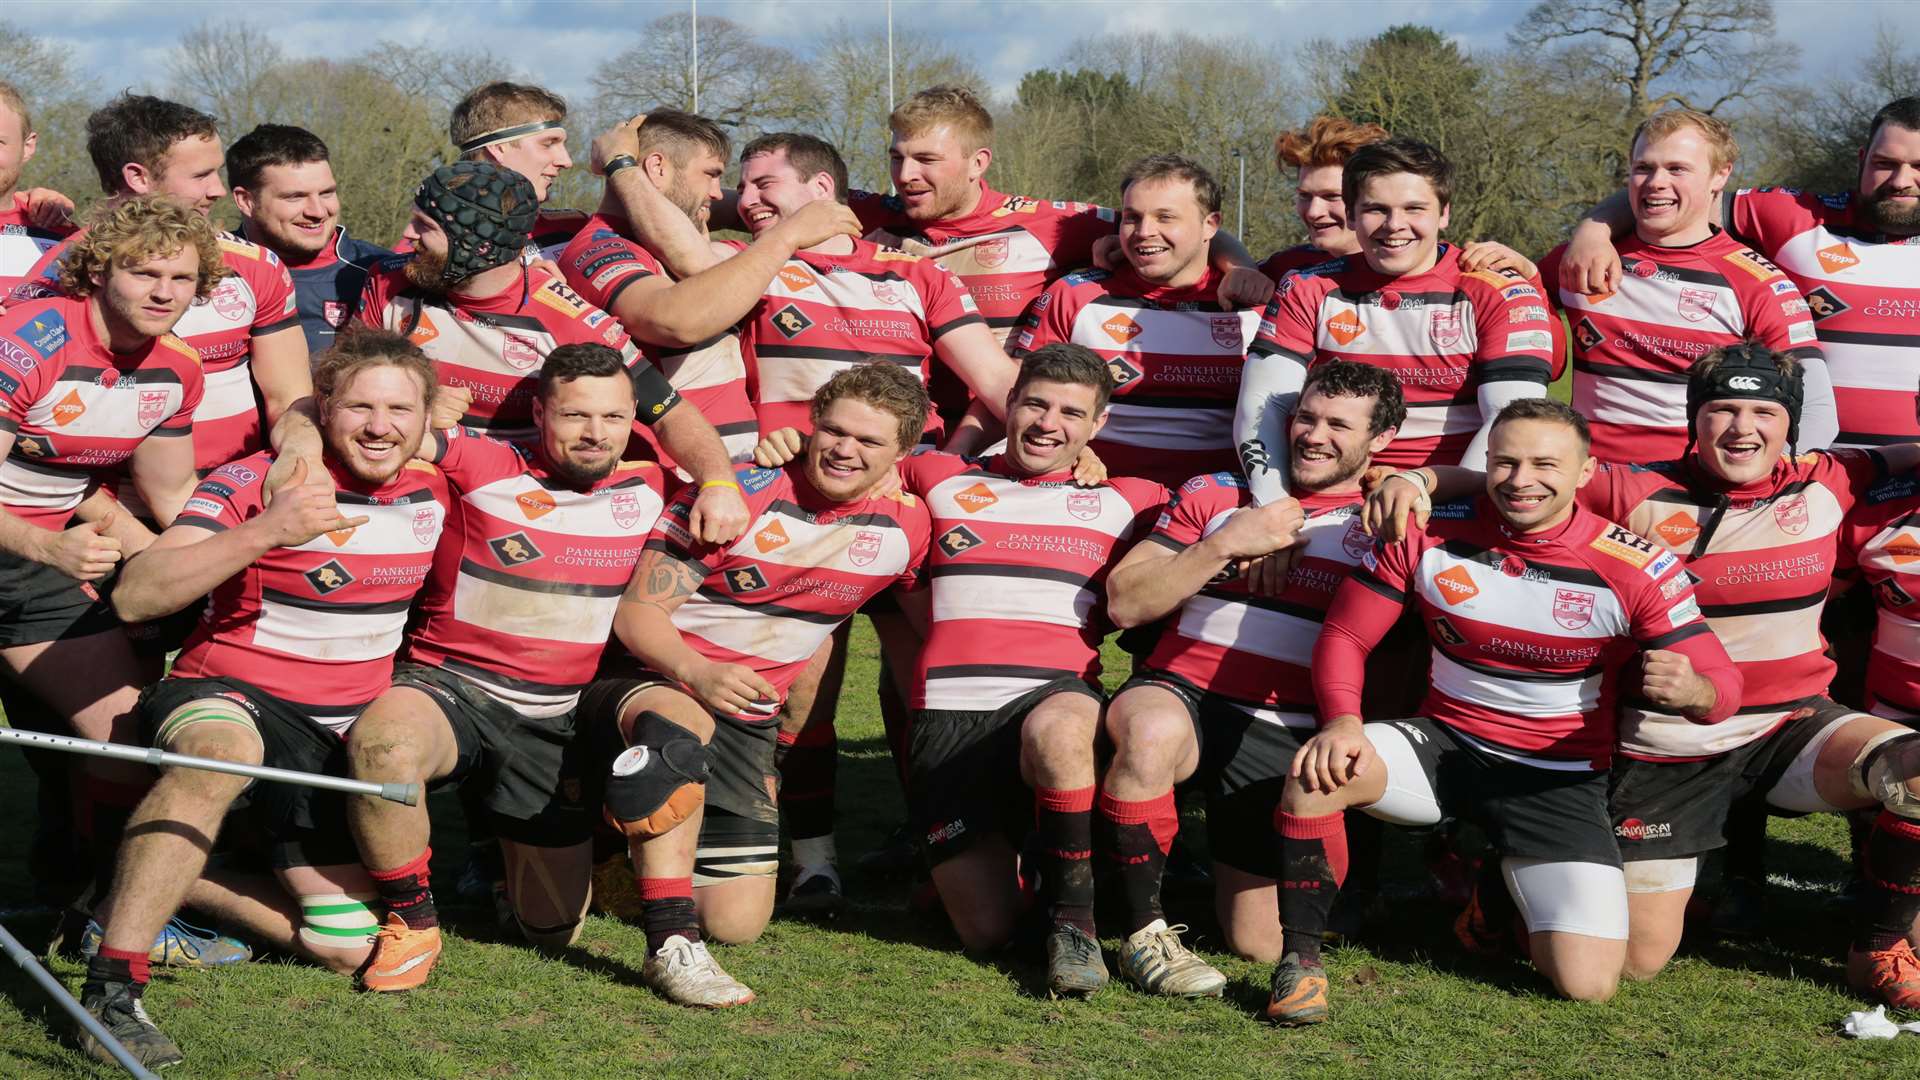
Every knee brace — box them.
[506,847,590,951]
[298,893,380,954]
[604,711,708,840]
[1855,731,1920,820]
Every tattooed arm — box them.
[614,548,777,714]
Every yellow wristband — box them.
[699,479,741,491]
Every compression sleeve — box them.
[1795,356,1839,452]
[1234,347,1306,505]
[1311,568,1406,721]
[1460,379,1550,470]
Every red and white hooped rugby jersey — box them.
[1539,230,1824,463]
[0,193,76,284]
[1727,187,1920,449]
[167,452,451,732]
[1013,266,1260,487]
[1581,450,1881,759]
[1315,497,1738,770]
[359,261,676,441]
[0,295,202,529]
[738,238,984,441]
[405,427,667,716]
[1257,243,1336,285]
[1249,244,1557,469]
[901,452,1164,711]
[1143,473,1366,724]
[1840,471,1920,716]
[643,463,931,725]
[14,230,299,471]
[558,213,759,463]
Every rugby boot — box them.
[78,981,184,1070]
[359,912,442,992]
[782,866,846,921]
[1865,939,1920,1009]
[1044,923,1108,997]
[1117,920,1226,997]
[1453,887,1508,957]
[1264,952,1330,1026]
[80,918,253,968]
[642,935,756,1007]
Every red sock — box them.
[369,848,437,930]
[1096,791,1178,932]
[1036,786,1096,934]
[638,876,698,951]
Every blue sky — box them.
[12,0,1899,106]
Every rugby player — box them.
[1013,155,1260,486]
[1233,137,1556,505]
[1369,345,1920,1005]
[1259,116,1389,281]
[342,343,669,991]
[564,110,862,463]
[1536,109,1836,461]
[357,161,748,543]
[1097,360,1401,991]
[82,331,449,1068]
[450,81,586,258]
[1559,96,1920,451]
[0,79,77,281]
[229,124,392,355]
[12,94,322,492]
[1268,398,1740,1023]
[584,362,932,1006]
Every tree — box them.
[1741,23,1919,193]
[804,22,983,192]
[588,14,816,136]
[0,19,100,205]
[1514,0,1789,118]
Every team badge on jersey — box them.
[489,532,543,566]
[1552,588,1595,630]
[1210,315,1243,350]
[726,564,769,593]
[848,529,883,566]
[1804,287,1848,321]
[136,389,169,428]
[210,280,248,321]
[1341,517,1372,561]
[1773,494,1809,536]
[501,332,541,372]
[938,525,982,556]
[1066,490,1101,521]
[772,304,813,338]
[611,489,642,530]
[871,280,901,306]
[324,301,349,327]
[1677,288,1716,323]
[1428,310,1462,349]
[304,560,355,595]
[412,506,440,544]
[974,236,1010,268]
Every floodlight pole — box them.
[1232,148,1246,238]
[690,0,700,113]
[887,0,895,113]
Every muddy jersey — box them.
[358,260,678,440]
[14,230,299,471]
[902,452,1164,711]
[1843,472,1920,715]
[1144,474,1366,723]
[1250,244,1556,468]
[558,213,758,462]
[1582,450,1881,759]
[1539,229,1823,463]
[0,193,76,284]
[0,295,201,529]
[1013,267,1260,486]
[739,238,984,440]
[168,453,451,732]
[1316,498,1737,770]
[643,463,931,724]
[405,427,667,716]
[1727,187,1920,449]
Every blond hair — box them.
[60,195,227,300]
[1632,108,1738,172]
[888,85,993,151]
[314,328,438,408]
[0,80,31,139]
[810,361,930,450]
[450,82,568,153]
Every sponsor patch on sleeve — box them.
[1590,525,1656,568]
[1666,595,1702,629]
[1787,321,1817,345]
[1644,549,1678,579]
[181,496,226,519]
[1506,330,1552,351]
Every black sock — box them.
[1277,811,1347,966]
[1095,791,1176,934]
[1036,787,1096,935]
[1344,811,1384,895]
[369,850,438,930]
[1857,812,1920,953]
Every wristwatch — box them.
[603,154,639,176]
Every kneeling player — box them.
[1267,399,1740,1023]
[1098,360,1399,990]
[81,332,448,1068]
[587,363,932,1006]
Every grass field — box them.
[5,622,1920,1078]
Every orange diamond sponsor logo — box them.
[1816,243,1859,273]
[1434,564,1479,605]
[326,526,357,547]
[51,389,85,426]
[1325,308,1364,346]
[515,489,556,520]
[754,519,790,552]
[954,482,999,513]
[777,264,818,291]
[1654,512,1700,548]
[1101,312,1142,345]
[407,312,439,346]
[1886,535,1920,566]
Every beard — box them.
[1287,438,1371,491]
[548,446,617,488]
[1864,183,1920,235]
[404,248,453,295]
